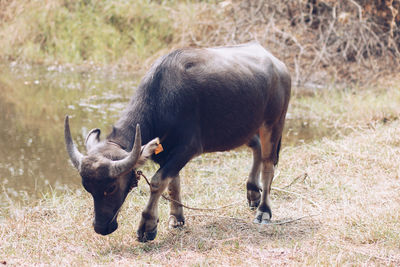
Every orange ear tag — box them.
[155,143,164,155]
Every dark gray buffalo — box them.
[65,43,291,242]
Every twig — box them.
[259,213,320,226]
[1,184,13,206]
[282,172,308,189]
[348,0,363,22]
[272,186,323,212]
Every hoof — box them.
[168,215,185,229]
[137,226,157,243]
[247,183,261,210]
[253,210,272,224]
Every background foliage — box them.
[0,0,398,85]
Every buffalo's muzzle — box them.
[93,219,118,235]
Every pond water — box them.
[0,63,326,202]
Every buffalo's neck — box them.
[106,98,154,152]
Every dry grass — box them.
[1,82,400,266]
[289,84,400,131]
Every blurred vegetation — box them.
[0,0,181,67]
[0,0,399,84]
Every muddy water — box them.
[0,63,324,201]
[0,63,139,201]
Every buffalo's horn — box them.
[109,124,142,177]
[64,116,83,171]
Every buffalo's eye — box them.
[104,184,117,196]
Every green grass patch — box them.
[0,0,176,65]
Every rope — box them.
[136,170,241,211]
[135,170,321,224]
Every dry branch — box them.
[179,0,400,86]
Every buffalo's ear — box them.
[85,128,101,151]
[135,138,160,167]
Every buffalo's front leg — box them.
[137,171,170,242]
[137,140,199,242]
[168,175,185,228]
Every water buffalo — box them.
[64,42,291,242]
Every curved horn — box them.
[64,116,83,171]
[109,124,142,177]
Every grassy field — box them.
[1,1,399,265]
[1,80,399,266]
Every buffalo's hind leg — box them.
[254,123,283,224]
[246,135,262,209]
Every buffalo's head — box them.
[64,116,158,235]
